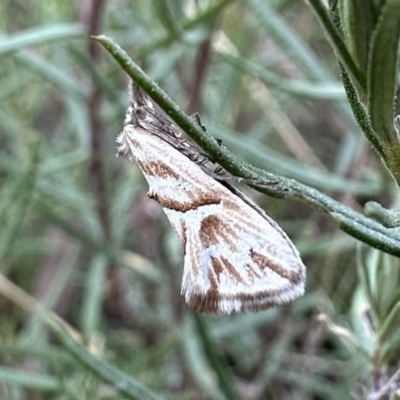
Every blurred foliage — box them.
[0,0,400,399]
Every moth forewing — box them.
[117,84,306,314]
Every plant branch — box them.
[93,35,400,258]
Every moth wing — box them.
[163,187,306,315]
[119,124,305,314]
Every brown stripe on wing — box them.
[223,199,271,239]
[186,250,305,313]
[186,256,245,313]
[211,256,223,277]
[177,221,187,251]
[186,280,304,313]
[219,257,245,283]
[186,287,301,314]
[138,160,180,179]
[148,191,221,212]
[250,249,303,283]
[210,256,245,283]
[244,263,263,279]
[199,215,237,250]
[187,267,220,313]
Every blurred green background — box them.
[1,0,399,399]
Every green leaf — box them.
[0,138,39,264]
[0,23,84,56]
[367,0,400,145]
[80,255,107,339]
[192,314,240,400]
[46,319,166,400]
[338,0,376,69]
[339,63,386,159]
[216,52,346,99]
[0,366,59,391]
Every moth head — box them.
[123,99,147,126]
[129,81,154,111]
[134,106,147,120]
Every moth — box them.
[116,82,306,314]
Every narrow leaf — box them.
[338,0,376,69]
[368,0,400,145]
[46,319,165,400]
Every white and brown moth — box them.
[116,83,306,314]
